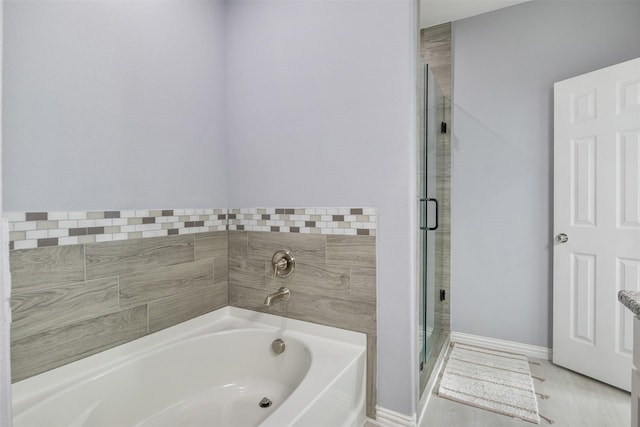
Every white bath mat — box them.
[436,343,540,424]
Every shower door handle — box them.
[426,198,439,231]
[420,198,439,231]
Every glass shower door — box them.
[419,64,444,374]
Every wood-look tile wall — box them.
[10,232,228,382]
[420,22,452,394]
[10,216,378,417]
[228,230,377,417]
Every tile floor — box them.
[422,358,630,426]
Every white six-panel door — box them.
[554,57,640,391]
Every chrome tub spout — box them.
[264,287,290,306]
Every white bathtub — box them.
[12,307,367,427]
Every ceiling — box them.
[420,0,531,28]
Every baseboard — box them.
[362,417,383,427]
[416,334,450,426]
[375,406,417,427]
[450,331,552,360]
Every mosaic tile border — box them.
[6,209,227,250]
[228,207,377,236]
[5,207,377,249]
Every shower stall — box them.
[418,63,450,396]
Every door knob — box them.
[555,233,569,243]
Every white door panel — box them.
[618,130,640,228]
[554,57,640,392]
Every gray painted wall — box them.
[451,0,640,347]
[0,0,10,422]
[4,0,420,417]
[225,0,419,415]
[3,0,228,211]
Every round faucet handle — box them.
[272,250,295,278]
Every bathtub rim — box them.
[12,306,367,419]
